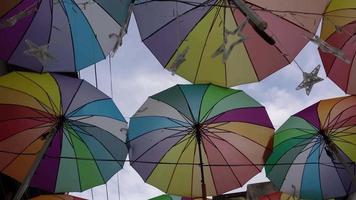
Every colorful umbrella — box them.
[319,22,356,95]
[0,72,127,199]
[128,84,274,199]
[259,192,299,200]
[31,194,86,200]
[150,194,198,200]
[320,0,356,41]
[266,96,356,199]
[0,0,132,72]
[133,0,329,87]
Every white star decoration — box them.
[296,65,324,95]
[168,46,189,75]
[0,5,37,29]
[23,40,55,67]
[212,17,248,63]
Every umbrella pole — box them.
[330,143,356,184]
[13,128,57,200]
[196,125,207,200]
[321,131,356,184]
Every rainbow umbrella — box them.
[133,0,329,87]
[266,96,356,200]
[31,194,86,200]
[320,0,356,41]
[319,22,356,95]
[0,0,132,72]
[0,72,127,199]
[150,194,199,200]
[128,84,274,199]
[318,0,356,95]
[259,192,299,200]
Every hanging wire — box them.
[105,183,109,200]
[109,56,114,98]
[94,63,98,89]
[117,173,121,200]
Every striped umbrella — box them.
[133,0,329,87]
[318,0,356,95]
[0,0,132,72]
[31,194,86,200]
[0,72,127,199]
[128,84,274,199]
[266,96,356,199]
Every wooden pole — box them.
[13,128,57,200]
[195,124,207,200]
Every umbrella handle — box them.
[232,0,276,45]
[330,144,356,185]
[13,128,57,200]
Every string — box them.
[105,183,109,200]
[117,173,121,200]
[109,56,114,98]
[94,63,98,88]
[91,188,94,200]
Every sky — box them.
[72,14,346,200]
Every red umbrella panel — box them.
[319,21,356,95]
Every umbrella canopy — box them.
[320,0,356,41]
[0,72,127,194]
[259,192,299,200]
[150,194,198,200]
[128,84,274,198]
[0,0,132,72]
[319,21,356,95]
[266,96,356,199]
[31,194,86,200]
[133,0,329,87]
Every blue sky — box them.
[73,15,346,200]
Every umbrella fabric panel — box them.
[320,0,356,40]
[320,22,356,95]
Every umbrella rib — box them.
[204,129,262,171]
[201,132,243,187]
[149,98,194,125]
[321,97,348,130]
[0,85,57,118]
[325,104,356,131]
[268,135,315,172]
[68,121,127,167]
[130,128,190,163]
[206,126,271,149]
[6,1,42,61]
[17,73,61,115]
[228,4,261,81]
[245,1,316,35]
[139,0,215,41]
[330,123,356,137]
[66,123,107,187]
[199,91,239,122]
[71,1,106,58]
[165,135,196,193]
[177,85,198,124]
[0,123,56,172]
[0,122,54,144]
[63,80,83,115]
[193,0,223,84]
[344,52,356,92]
